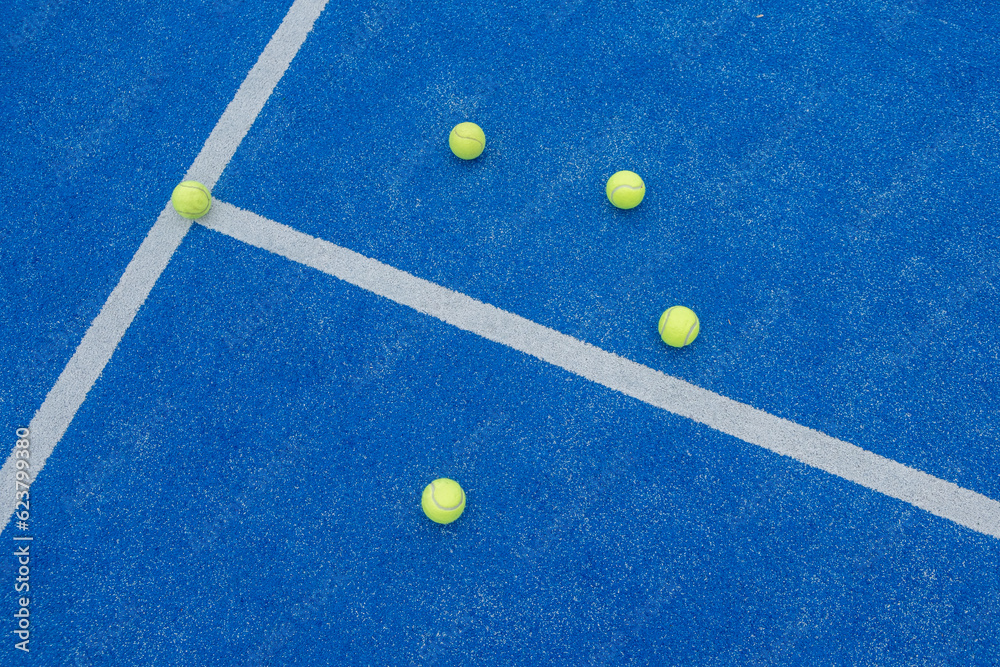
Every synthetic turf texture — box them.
[3,0,1000,665]
[204,201,1000,537]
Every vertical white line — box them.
[2,0,331,528]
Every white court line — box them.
[203,200,1000,540]
[6,0,999,542]
[1,0,330,527]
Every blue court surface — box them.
[3,0,1000,664]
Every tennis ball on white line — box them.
[606,170,645,209]
[658,306,700,347]
[171,181,212,219]
[421,478,466,524]
[449,122,486,160]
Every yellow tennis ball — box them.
[421,478,466,524]
[171,181,212,219]
[606,170,645,209]
[658,306,700,347]
[449,122,486,160]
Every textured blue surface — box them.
[23,230,1000,664]
[0,0,289,439]
[225,0,1000,499]
[3,0,1000,664]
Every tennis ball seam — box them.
[451,130,484,148]
[610,184,643,202]
[176,184,210,206]
[171,181,212,219]
[659,307,699,346]
[430,482,464,510]
[606,171,645,209]
[666,307,697,346]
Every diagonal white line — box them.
[1,0,330,528]
[187,0,328,189]
[203,200,1000,540]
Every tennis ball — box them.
[658,306,700,347]
[171,181,212,219]
[421,478,466,524]
[449,122,486,160]
[606,170,645,209]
